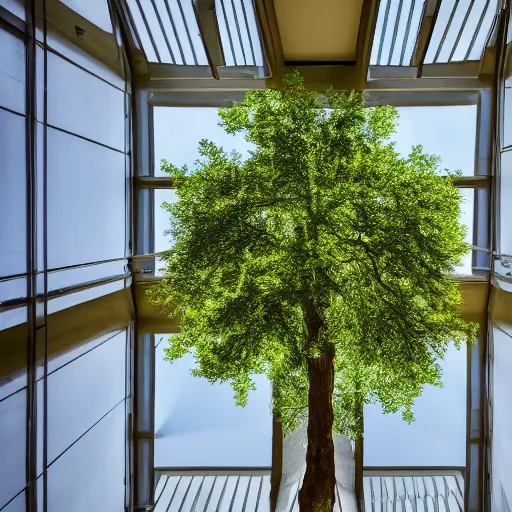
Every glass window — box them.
[501,150,512,255]
[125,0,208,65]
[46,31,125,90]
[0,109,26,278]
[46,279,126,315]
[0,306,27,331]
[425,0,499,63]
[0,389,26,509]
[154,338,272,467]
[363,342,467,467]
[491,327,512,512]
[0,27,25,115]
[47,260,128,292]
[0,326,26,400]
[46,52,125,151]
[370,0,424,66]
[2,490,26,512]
[0,0,25,20]
[59,0,114,33]
[46,330,126,463]
[455,187,475,275]
[45,329,124,376]
[47,127,126,269]
[0,276,26,303]
[46,402,125,512]
[504,86,512,149]
[215,0,265,67]
[153,107,253,176]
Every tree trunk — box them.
[298,355,336,512]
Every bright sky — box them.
[153,104,476,468]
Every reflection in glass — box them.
[0,276,26,303]
[47,260,128,292]
[0,109,26,278]
[455,188,474,275]
[0,389,26,509]
[47,127,125,269]
[59,0,114,33]
[363,342,466,467]
[46,330,126,464]
[46,52,125,151]
[46,402,126,512]
[0,27,26,114]
[0,306,27,331]
[1,489,26,512]
[46,279,125,315]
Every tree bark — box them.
[298,355,336,512]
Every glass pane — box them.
[2,489,26,512]
[45,329,124,376]
[0,0,25,20]
[47,52,125,151]
[46,330,126,463]
[46,402,125,512]
[46,279,125,315]
[0,27,25,114]
[0,276,26,303]
[0,306,27,331]
[363,342,467,466]
[154,339,272,467]
[153,107,253,177]
[425,0,499,63]
[46,30,125,89]
[48,260,128,292]
[47,127,126,269]
[501,150,512,255]
[454,187,474,275]
[370,0,424,66]
[492,327,512,511]
[0,324,26,400]
[0,109,26,278]
[393,105,477,175]
[59,0,113,33]
[504,86,512,149]
[0,389,26,508]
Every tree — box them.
[149,72,476,511]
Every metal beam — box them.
[366,76,492,92]
[411,0,441,70]
[192,0,226,79]
[146,62,267,80]
[253,0,284,89]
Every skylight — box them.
[125,0,209,65]
[424,0,499,63]
[371,0,425,66]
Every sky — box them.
[153,104,476,468]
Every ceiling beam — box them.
[192,0,226,79]
[253,0,285,89]
[411,0,441,72]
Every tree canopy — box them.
[149,71,476,440]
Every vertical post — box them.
[270,416,283,511]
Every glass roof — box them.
[371,0,425,66]
[125,0,264,67]
[371,0,499,67]
[425,0,500,63]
